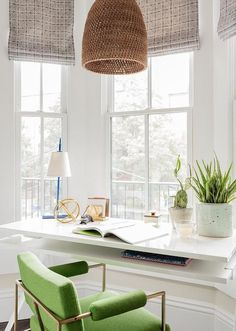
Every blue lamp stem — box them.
[57,138,62,204]
[58,138,62,152]
[57,177,60,203]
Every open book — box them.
[72,219,168,244]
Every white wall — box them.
[0,0,15,225]
[212,0,234,167]
[193,0,214,162]
[68,0,107,212]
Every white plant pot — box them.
[169,207,193,223]
[169,207,193,237]
[196,203,233,238]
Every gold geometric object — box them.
[82,0,147,75]
[54,198,80,223]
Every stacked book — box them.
[121,250,192,267]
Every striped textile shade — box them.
[137,0,200,56]
[218,0,236,40]
[8,0,75,65]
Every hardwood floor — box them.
[0,319,30,331]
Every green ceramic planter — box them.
[196,203,233,238]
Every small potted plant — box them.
[191,155,236,238]
[169,156,193,235]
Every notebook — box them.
[72,219,168,245]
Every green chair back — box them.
[17,252,84,331]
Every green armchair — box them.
[14,252,171,331]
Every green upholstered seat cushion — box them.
[81,291,171,331]
[17,252,84,331]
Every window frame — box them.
[106,54,194,216]
[14,61,68,219]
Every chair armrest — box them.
[49,261,89,277]
[89,290,147,321]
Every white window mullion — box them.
[40,64,43,112]
[40,115,45,217]
[40,65,45,217]
[109,107,191,118]
[148,58,152,109]
[108,76,114,113]
[109,117,113,215]
[61,66,68,114]
[15,62,22,219]
[189,53,194,108]
[15,62,22,112]
[15,113,22,220]
[59,64,68,200]
[145,59,152,212]
[144,114,150,213]
[187,54,194,206]
[61,113,68,200]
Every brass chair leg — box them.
[14,283,18,331]
[57,321,62,331]
[102,264,106,292]
[147,291,166,331]
[34,302,45,331]
[161,292,166,331]
[89,263,106,292]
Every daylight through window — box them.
[110,53,191,220]
[15,62,67,219]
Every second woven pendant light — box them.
[82,0,147,75]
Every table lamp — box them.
[43,139,71,219]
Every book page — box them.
[109,224,168,244]
[74,219,136,236]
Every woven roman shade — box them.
[8,0,75,65]
[218,0,236,40]
[137,0,200,56]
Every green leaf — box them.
[228,195,236,203]
[215,154,222,179]
[196,160,207,186]
[184,177,191,190]
[175,155,181,172]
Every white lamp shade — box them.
[47,152,72,177]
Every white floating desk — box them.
[1,219,236,285]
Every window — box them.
[15,62,67,219]
[109,53,192,220]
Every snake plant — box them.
[190,155,236,203]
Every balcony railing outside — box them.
[21,178,179,220]
[112,180,179,220]
[21,177,58,219]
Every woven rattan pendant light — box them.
[82,0,147,75]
